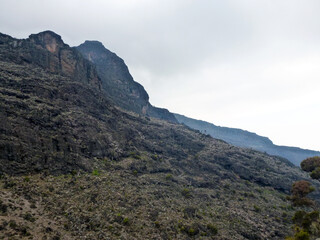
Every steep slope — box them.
[76,41,177,123]
[175,113,320,166]
[0,31,318,239]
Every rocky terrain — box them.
[76,41,177,123]
[0,31,318,239]
[175,113,320,166]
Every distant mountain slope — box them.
[76,41,177,123]
[174,113,320,166]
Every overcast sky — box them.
[1,0,319,151]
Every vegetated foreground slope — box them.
[175,113,320,166]
[0,31,317,239]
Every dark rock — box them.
[76,41,177,123]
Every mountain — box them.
[0,31,318,239]
[76,41,177,123]
[174,113,320,166]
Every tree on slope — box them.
[286,156,320,240]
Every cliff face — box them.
[76,41,177,123]
[0,31,101,89]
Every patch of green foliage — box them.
[207,223,218,235]
[181,188,192,198]
[92,169,100,176]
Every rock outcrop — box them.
[76,40,177,123]
[0,31,101,89]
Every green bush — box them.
[154,221,160,228]
[307,211,319,221]
[123,217,129,225]
[92,169,100,176]
[207,224,218,235]
[165,174,173,180]
[188,228,196,236]
[181,188,192,198]
[294,229,310,240]
[292,211,306,225]
[310,167,320,179]
[253,205,261,212]
[24,176,30,182]
[301,156,320,172]
[129,151,141,159]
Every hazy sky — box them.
[1,0,319,151]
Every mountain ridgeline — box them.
[0,30,319,239]
[76,41,177,123]
[174,113,320,166]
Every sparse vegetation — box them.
[92,169,100,176]
[207,223,218,235]
[181,188,192,198]
[286,156,320,240]
[165,173,173,180]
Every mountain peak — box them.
[82,40,105,49]
[76,41,178,123]
[28,30,66,53]
[77,40,112,57]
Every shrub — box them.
[8,220,18,229]
[294,229,310,240]
[24,176,30,182]
[165,174,173,180]
[129,151,141,159]
[92,169,100,176]
[123,217,129,225]
[291,181,315,206]
[310,167,320,180]
[23,213,36,222]
[0,200,8,214]
[301,156,320,172]
[3,180,16,189]
[207,224,218,235]
[253,205,261,212]
[307,211,319,221]
[151,154,159,160]
[181,188,192,198]
[292,211,306,225]
[154,221,160,228]
[188,228,196,236]
[183,207,196,218]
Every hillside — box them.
[175,113,320,166]
[76,41,177,123]
[0,31,318,239]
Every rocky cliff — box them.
[76,40,177,123]
[0,31,101,90]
